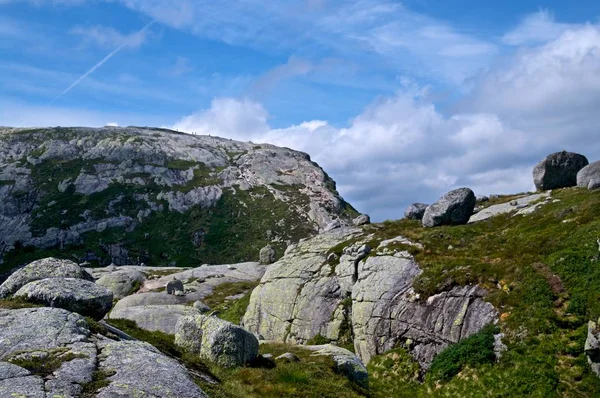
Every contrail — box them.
[50,20,155,104]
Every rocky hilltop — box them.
[0,126,357,273]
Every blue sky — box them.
[2,1,600,220]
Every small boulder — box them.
[0,258,94,298]
[533,151,588,190]
[193,301,211,313]
[352,214,371,226]
[577,161,600,190]
[422,188,476,228]
[275,352,300,362]
[476,195,489,203]
[404,203,428,220]
[14,278,113,320]
[323,219,341,232]
[96,269,145,299]
[175,314,259,368]
[259,245,276,265]
[305,344,368,389]
[166,278,184,295]
[585,317,600,377]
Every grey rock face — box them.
[353,214,371,226]
[96,269,145,299]
[96,339,208,398]
[585,318,600,377]
[167,278,184,295]
[112,291,187,312]
[259,245,276,265]
[108,304,201,335]
[193,300,211,313]
[0,257,93,298]
[468,192,551,223]
[276,352,300,362]
[577,161,600,190]
[243,229,497,369]
[15,278,113,320]
[422,188,476,228]
[0,374,45,398]
[533,151,589,190]
[175,314,259,367]
[305,344,368,388]
[404,203,428,220]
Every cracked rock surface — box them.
[243,228,498,368]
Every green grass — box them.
[0,297,43,309]
[8,348,86,377]
[202,281,259,324]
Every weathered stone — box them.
[422,188,476,228]
[108,305,201,335]
[577,161,600,190]
[96,269,145,299]
[15,278,113,320]
[305,344,368,388]
[193,300,211,313]
[585,317,600,378]
[96,340,208,398]
[112,291,186,312]
[0,257,93,298]
[0,362,31,380]
[0,307,89,360]
[0,374,45,398]
[275,352,300,362]
[404,203,428,220]
[353,214,371,226]
[259,245,276,265]
[469,192,551,223]
[533,151,589,190]
[167,278,184,295]
[175,314,259,367]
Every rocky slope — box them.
[0,126,357,273]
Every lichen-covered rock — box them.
[404,203,428,220]
[96,339,208,398]
[108,304,201,335]
[0,374,45,398]
[15,278,113,320]
[112,291,187,312]
[0,308,89,359]
[0,257,93,298]
[422,188,476,227]
[585,317,600,377]
[533,150,589,190]
[175,314,259,367]
[243,228,497,369]
[577,161,600,190]
[305,344,368,388]
[259,245,276,265]
[96,269,145,299]
[353,214,371,226]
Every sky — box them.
[2,1,600,221]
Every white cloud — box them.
[70,24,151,49]
[502,10,579,46]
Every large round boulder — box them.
[404,203,428,220]
[0,258,94,298]
[14,278,113,320]
[175,314,259,368]
[96,269,145,299]
[577,161,600,190]
[533,151,588,190]
[422,188,476,228]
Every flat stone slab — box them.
[468,192,550,223]
[108,304,201,335]
[15,278,113,320]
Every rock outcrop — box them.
[242,228,497,368]
[96,269,145,299]
[108,304,201,335]
[533,151,589,190]
[404,203,428,220]
[577,161,600,190]
[585,317,600,377]
[0,126,358,270]
[175,314,259,368]
[422,188,476,228]
[468,192,551,223]
[0,307,208,397]
[0,257,93,298]
[15,278,113,320]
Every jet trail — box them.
[50,20,155,104]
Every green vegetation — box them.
[80,370,117,398]
[0,297,42,309]
[203,281,259,324]
[8,348,85,377]
[367,348,420,397]
[427,325,497,382]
